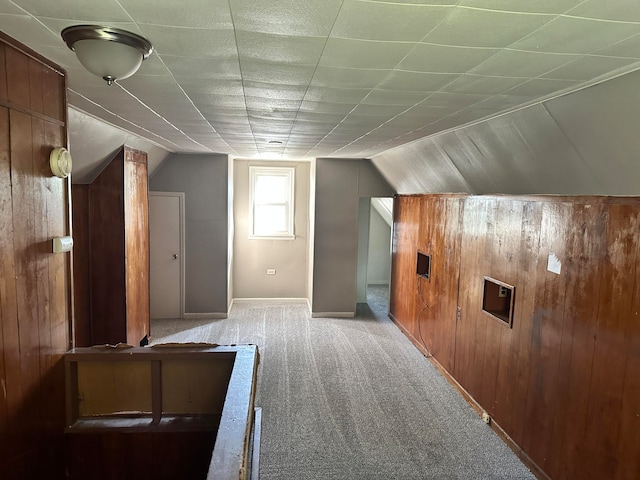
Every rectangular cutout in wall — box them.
[482,277,514,327]
[416,251,431,280]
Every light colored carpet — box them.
[151,286,535,480]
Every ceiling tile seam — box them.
[114,0,237,154]
[68,89,182,151]
[277,0,349,157]
[303,0,459,156]
[114,88,215,151]
[539,100,607,193]
[227,0,271,156]
[145,54,240,155]
[559,13,640,26]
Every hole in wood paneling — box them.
[416,251,431,280]
[482,277,514,328]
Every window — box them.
[249,166,295,239]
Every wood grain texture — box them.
[390,194,640,480]
[71,185,91,347]
[0,34,69,478]
[76,146,150,346]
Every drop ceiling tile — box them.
[310,66,390,89]
[243,81,307,100]
[295,112,348,124]
[378,71,458,92]
[422,91,496,109]
[236,30,325,64]
[139,25,238,58]
[566,0,640,22]
[0,1,26,14]
[470,49,579,77]
[592,33,640,59]
[13,0,130,22]
[247,109,298,120]
[510,16,640,54]
[230,0,343,36]
[163,57,241,79]
[504,78,579,96]
[541,55,640,81]
[245,97,302,111]
[319,38,414,69]
[118,0,233,28]
[361,89,431,106]
[332,1,452,42]
[299,100,359,114]
[424,7,552,48]
[398,43,499,73]
[240,60,316,84]
[0,14,61,47]
[459,0,582,14]
[303,86,370,104]
[350,103,413,117]
[178,78,245,96]
[190,94,246,108]
[442,75,526,95]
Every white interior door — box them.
[149,193,183,319]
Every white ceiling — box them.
[2,0,640,163]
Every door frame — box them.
[149,191,186,319]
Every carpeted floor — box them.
[151,286,535,480]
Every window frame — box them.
[248,166,295,240]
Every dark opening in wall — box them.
[416,251,431,280]
[482,277,514,327]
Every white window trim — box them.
[248,166,295,240]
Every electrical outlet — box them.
[482,412,491,425]
[266,269,276,275]
[498,286,508,298]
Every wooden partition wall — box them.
[72,146,150,347]
[0,33,70,478]
[390,194,640,480]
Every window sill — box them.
[248,234,296,241]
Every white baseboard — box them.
[231,298,309,306]
[311,311,355,318]
[183,312,227,319]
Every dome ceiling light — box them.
[61,25,153,86]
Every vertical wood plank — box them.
[491,199,524,432]
[614,220,640,479]
[0,44,8,102]
[41,67,64,122]
[508,200,543,447]
[0,105,12,451]
[578,205,639,477]
[522,202,570,468]
[5,45,29,109]
[71,185,92,347]
[548,203,606,479]
[124,148,150,346]
[28,60,43,114]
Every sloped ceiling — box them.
[372,68,640,195]
[0,0,640,178]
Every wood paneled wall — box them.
[72,147,150,347]
[0,33,70,478]
[390,194,640,480]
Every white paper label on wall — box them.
[547,252,561,275]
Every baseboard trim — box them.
[311,311,355,318]
[183,312,227,320]
[231,298,308,305]
[389,313,550,480]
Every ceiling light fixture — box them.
[61,25,153,86]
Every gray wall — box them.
[233,160,310,299]
[313,159,395,315]
[367,206,391,285]
[372,68,640,195]
[149,154,228,314]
